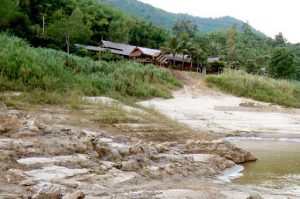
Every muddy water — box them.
[229,139,300,195]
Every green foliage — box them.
[96,50,124,62]
[108,17,134,43]
[191,48,207,68]
[0,34,181,104]
[172,19,198,37]
[207,61,225,74]
[269,47,296,79]
[205,69,300,108]
[3,0,168,51]
[275,32,286,46]
[0,0,18,28]
[47,19,92,53]
[160,36,183,66]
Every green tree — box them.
[47,8,92,53]
[269,47,296,79]
[108,17,134,43]
[172,19,198,37]
[226,25,238,62]
[275,32,286,46]
[178,33,189,69]
[208,41,221,57]
[0,0,18,28]
[192,48,207,72]
[161,36,182,66]
[185,42,198,70]
[242,21,252,35]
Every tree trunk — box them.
[182,54,185,70]
[173,53,176,66]
[66,34,70,54]
[190,58,193,72]
[42,16,45,34]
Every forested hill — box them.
[100,0,255,33]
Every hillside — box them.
[101,0,257,33]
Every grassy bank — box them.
[0,34,181,105]
[205,69,300,108]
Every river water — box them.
[228,138,300,196]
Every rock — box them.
[94,144,109,158]
[121,160,140,171]
[118,146,130,157]
[0,101,7,110]
[25,119,41,132]
[20,179,37,186]
[239,102,256,107]
[63,191,85,199]
[129,142,144,154]
[154,142,178,153]
[209,156,235,170]
[106,148,122,161]
[32,184,61,199]
[0,125,5,133]
[185,139,256,164]
[142,166,162,179]
[221,191,262,199]
[0,151,21,171]
[0,114,23,134]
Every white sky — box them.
[139,0,300,43]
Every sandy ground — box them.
[141,73,300,138]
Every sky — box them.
[139,0,300,43]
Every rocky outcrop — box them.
[63,191,85,199]
[0,106,261,198]
[32,184,61,199]
[185,139,257,163]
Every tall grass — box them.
[0,34,181,104]
[205,69,300,108]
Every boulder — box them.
[121,160,140,171]
[185,139,256,163]
[32,184,61,199]
[63,191,85,199]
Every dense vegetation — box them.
[1,0,299,79]
[205,70,300,107]
[101,0,258,34]
[0,0,168,51]
[0,34,181,104]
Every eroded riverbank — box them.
[0,97,260,198]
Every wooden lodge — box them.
[99,40,169,66]
[76,40,220,71]
[77,40,171,66]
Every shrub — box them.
[205,69,300,107]
[207,61,225,74]
[0,34,181,104]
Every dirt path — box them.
[141,72,300,138]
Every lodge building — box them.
[76,40,219,72]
